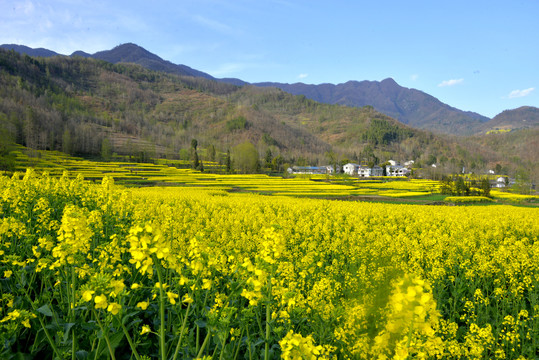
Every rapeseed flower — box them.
[140,325,151,335]
[137,301,150,310]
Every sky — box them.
[1,0,538,118]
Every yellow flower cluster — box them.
[372,275,443,359]
[279,330,329,360]
[51,204,94,267]
[0,309,36,329]
[127,224,170,276]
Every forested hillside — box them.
[0,49,535,180]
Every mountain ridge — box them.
[1,43,537,136]
[254,78,490,135]
[481,106,539,132]
[0,47,537,181]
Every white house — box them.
[287,166,335,175]
[495,176,507,188]
[388,160,398,166]
[358,165,372,177]
[343,163,385,177]
[386,165,410,177]
[343,163,360,175]
[371,165,384,177]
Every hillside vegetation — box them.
[0,49,536,182]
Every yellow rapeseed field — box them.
[0,170,538,359]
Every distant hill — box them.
[0,48,467,168]
[0,44,59,57]
[255,78,490,135]
[0,47,537,181]
[70,50,92,58]
[1,43,224,80]
[0,43,492,135]
[91,43,218,79]
[480,106,539,133]
[10,43,536,137]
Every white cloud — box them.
[410,74,419,81]
[298,73,308,79]
[508,87,534,98]
[438,78,464,87]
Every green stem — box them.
[265,274,272,360]
[119,318,142,360]
[36,313,63,360]
[71,266,76,321]
[212,342,219,359]
[154,259,167,360]
[196,325,200,355]
[233,328,244,360]
[247,326,252,360]
[93,337,102,360]
[172,302,191,360]
[72,328,76,360]
[196,329,211,359]
[93,309,116,360]
[71,267,77,360]
[21,288,62,360]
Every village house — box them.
[287,165,335,175]
[371,165,384,176]
[358,165,371,177]
[343,163,360,175]
[491,176,508,188]
[342,163,385,177]
[386,165,410,177]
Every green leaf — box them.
[195,319,207,328]
[75,350,89,360]
[36,304,53,317]
[63,323,76,343]
[108,330,124,349]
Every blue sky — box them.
[1,0,537,118]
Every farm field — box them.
[0,169,538,359]
[7,148,538,205]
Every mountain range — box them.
[2,42,537,136]
[0,42,537,184]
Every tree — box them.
[514,168,532,195]
[0,126,16,173]
[225,149,232,173]
[101,138,112,161]
[232,141,259,173]
[62,128,72,155]
[272,155,285,172]
[207,144,216,162]
[480,178,491,197]
[190,139,199,169]
[325,151,338,174]
[264,148,273,169]
[426,154,437,166]
[454,177,468,196]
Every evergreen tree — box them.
[264,148,273,169]
[226,149,232,173]
[480,178,491,197]
[190,139,199,169]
